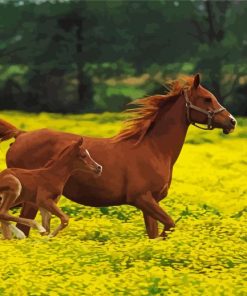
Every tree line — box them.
[0,0,246,115]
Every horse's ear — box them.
[76,137,84,146]
[79,137,84,145]
[193,73,200,89]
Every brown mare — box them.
[0,74,236,239]
[0,138,102,239]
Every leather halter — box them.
[183,89,226,130]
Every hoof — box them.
[40,231,49,236]
[16,232,26,240]
[38,225,47,234]
[2,236,12,240]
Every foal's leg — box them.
[0,221,12,239]
[142,212,159,239]
[16,203,39,237]
[39,207,52,234]
[134,191,175,238]
[39,196,60,234]
[0,175,45,238]
[0,211,46,234]
[0,175,19,239]
[8,224,26,239]
[16,202,38,236]
[0,192,46,235]
[39,198,69,237]
[1,220,26,239]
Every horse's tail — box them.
[0,119,24,142]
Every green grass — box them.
[0,111,246,295]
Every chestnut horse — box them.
[0,74,236,238]
[0,138,102,239]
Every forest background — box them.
[0,0,246,115]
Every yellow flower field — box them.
[0,111,246,296]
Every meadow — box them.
[0,111,246,296]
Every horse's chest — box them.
[149,172,170,192]
[147,158,171,185]
[128,159,171,196]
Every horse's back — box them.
[6,128,79,169]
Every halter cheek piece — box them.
[183,89,226,130]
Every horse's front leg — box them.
[142,188,169,239]
[39,196,60,235]
[0,221,12,239]
[39,197,69,238]
[39,207,52,234]
[134,191,175,238]
[142,212,159,239]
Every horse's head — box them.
[73,138,102,176]
[184,74,236,134]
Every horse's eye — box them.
[204,98,211,103]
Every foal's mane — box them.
[113,76,194,144]
[44,143,75,168]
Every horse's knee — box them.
[0,212,8,220]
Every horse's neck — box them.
[148,94,188,164]
[43,152,75,185]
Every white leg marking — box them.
[36,223,47,233]
[9,224,26,239]
[39,207,52,232]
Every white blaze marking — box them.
[229,114,237,126]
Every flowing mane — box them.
[113,75,194,144]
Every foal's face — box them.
[189,74,237,134]
[78,146,102,176]
[71,138,102,176]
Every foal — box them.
[0,138,102,239]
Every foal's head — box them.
[70,138,102,176]
[184,74,237,134]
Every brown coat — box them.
[0,74,236,239]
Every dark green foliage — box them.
[0,0,246,114]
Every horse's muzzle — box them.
[223,115,237,134]
[94,165,103,176]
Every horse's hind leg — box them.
[1,221,12,239]
[0,220,26,239]
[8,224,26,239]
[0,192,46,235]
[0,210,46,235]
[0,176,41,238]
[0,176,20,239]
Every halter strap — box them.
[184,89,226,130]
